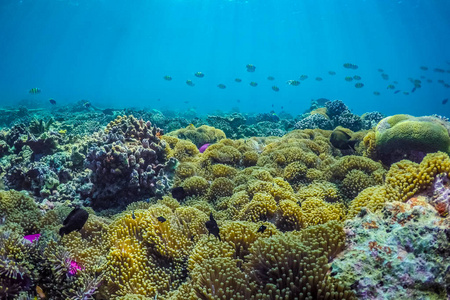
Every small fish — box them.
[344,76,353,82]
[445,83,450,88]
[297,201,302,207]
[420,66,428,71]
[271,104,274,108]
[420,75,426,79]
[393,81,399,84]
[387,84,395,90]
[354,83,364,88]
[217,84,226,89]
[49,99,56,105]
[377,68,384,72]
[443,98,448,105]
[103,109,114,115]
[267,76,275,80]
[36,286,46,299]
[281,106,283,110]
[394,90,401,94]
[59,208,89,236]
[438,79,444,84]
[256,225,267,233]
[246,64,256,72]
[198,143,210,153]
[237,99,241,103]
[234,78,242,82]
[83,102,91,108]
[403,91,409,95]
[287,80,300,86]
[411,87,416,93]
[299,74,308,81]
[163,75,172,81]
[194,72,204,78]
[186,80,195,87]
[157,216,166,223]
[315,77,323,81]
[434,68,445,73]
[205,212,220,241]
[328,71,336,75]
[184,101,189,104]
[373,91,380,96]
[29,88,41,94]
[172,187,186,202]
[132,210,136,220]
[330,129,358,151]
[427,79,432,83]
[343,63,358,69]
[249,81,258,87]
[353,75,361,80]
[381,73,389,80]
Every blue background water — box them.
[0,0,449,117]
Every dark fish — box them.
[420,66,428,71]
[163,75,172,81]
[186,80,195,87]
[246,64,256,72]
[29,88,41,94]
[443,98,448,105]
[394,90,401,94]
[49,99,56,105]
[281,106,283,110]
[377,68,384,72]
[403,92,409,95]
[343,63,358,69]
[172,186,186,202]
[256,225,267,233]
[387,84,395,90]
[328,71,336,75]
[297,201,302,207]
[59,208,89,236]
[427,79,432,83]
[373,91,380,96]
[299,75,308,81]
[237,99,241,103]
[381,73,389,80]
[315,77,323,81]
[83,102,91,108]
[411,87,416,93]
[393,81,399,84]
[330,129,358,151]
[184,101,189,104]
[272,104,274,107]
[287,80,300,86]
[354,83,364,88]
[217,84,226,89]
[205,212,220,241]
[434,68,445,73]
[132,210,136,220]
[194,72,204,78]
[353,75,361,80]
[344,76,353,82]
[157,216,166,223]
[267,76,275,80]
[249,81,258,87]
[235,78,242,82]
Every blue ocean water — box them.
[0,0,449,116]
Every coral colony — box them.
[0,99,449,299]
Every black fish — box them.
[172,187,186,202]
[411,87,416,93]
[59,208,89,236]
[394,90,400,94]
[257,225,267,233]
[132,210,136,220]
[330,129,357,151]
[205,212,220,241]
[102,109,114,115]
[443,98,448,105]
[49,99,56,105]
[157,216,166,223]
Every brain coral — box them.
[375,114,450,164]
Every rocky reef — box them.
[0,100,449,299]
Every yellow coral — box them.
[348,185,387,218]
[181,176,210,196]
[211,163,237,179]
[238,192,277,222]
[208,177,234,200]
[0,190,41,234]
[166,124,226,147]
[300,197,344,227]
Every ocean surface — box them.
[1,0,450,116]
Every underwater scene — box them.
[0,0,450,299]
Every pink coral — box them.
[68,260,84,276]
